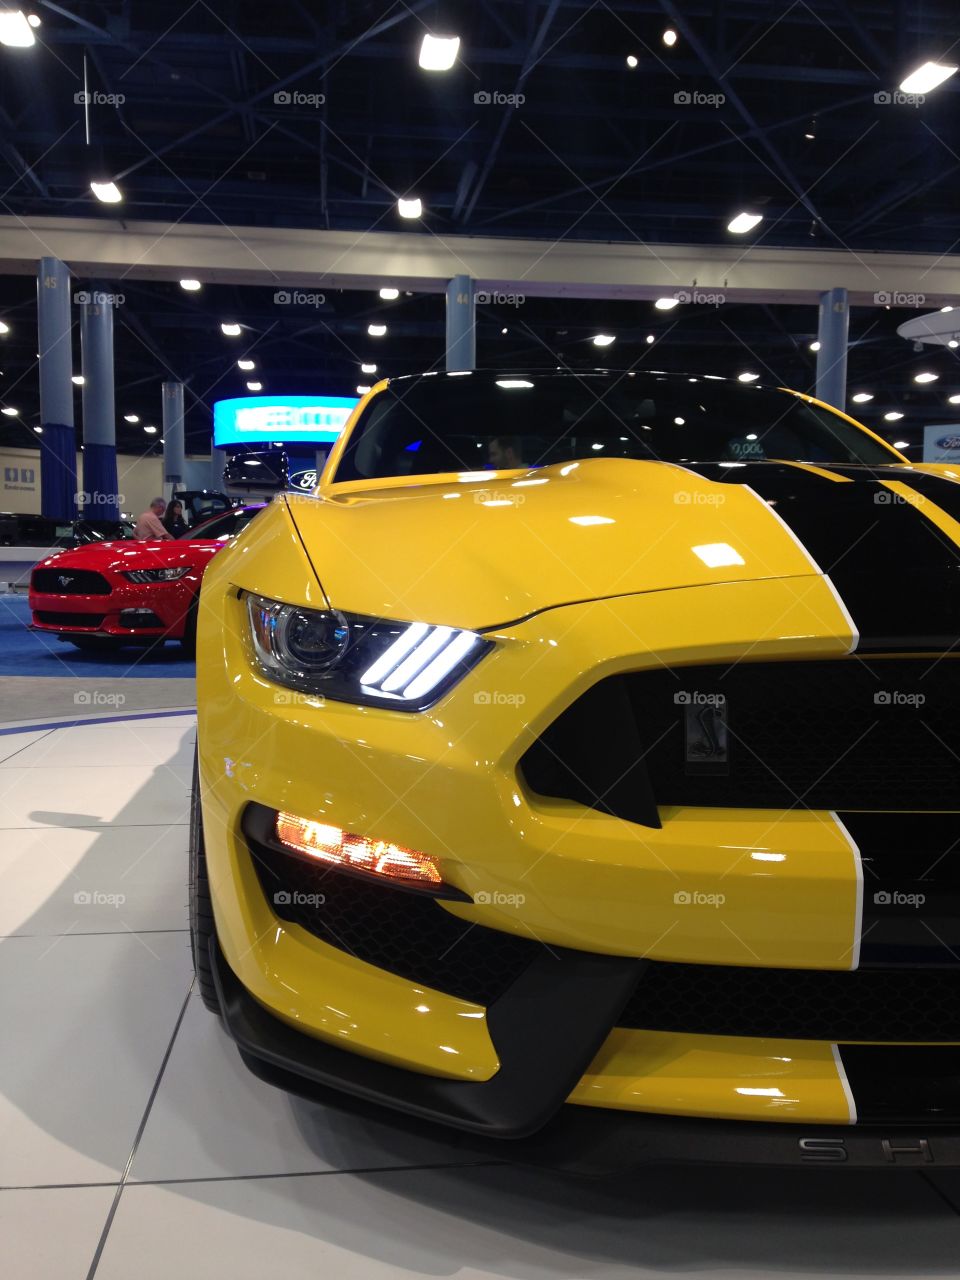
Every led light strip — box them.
[360,622,482,702]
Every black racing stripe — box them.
[887,470,960,521]
[839,813,960,969]
[691,463,960,651]
[839,1045,960,1125]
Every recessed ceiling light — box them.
[237,358,255,371]
[221,322,242,336]
[662,28,678,46]
[123,413,139,423]
[914,371,939,383]
[356,384,372,395]
[674,416,685,425]
[246,381,262,391]
[727,211,763,234]
[90,180,122,203]
[949,394,960,405]
[851,392,873,403]
[418,33,460,71]
[592,333,615,347]
[626,54,638,68]
[0,12,36,46]
[0,321,9,334]
[809,340,821,351]
[646,334,655,343]
[27,13,40,27]
[361,363,377,374]
[654,297,679,310]
[379,287,399,300]
[397,196,422,219]
[893,440,911,449]
[33,424,42,433]
[144,425,157,434]
[738,371,760,382]
[1,406,18,416]
[72,375,85,385]
[884,411,904,421]
[368,323,387,337]
[501,327,508,334]
[899,61,958,94]
[179,278,201,292]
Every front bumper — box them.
[30,579,194,637]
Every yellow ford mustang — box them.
[191,371,960,1170]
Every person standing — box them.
[162,499,188,537]
[134,497,172,540]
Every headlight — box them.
[245,593,491,711]
[122,566,190,583]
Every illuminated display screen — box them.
[213,395,359,447]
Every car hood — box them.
[285,458,856,630]
[34,539,219,574]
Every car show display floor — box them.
[2,712,960,1279]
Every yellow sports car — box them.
[192,370,960,1169]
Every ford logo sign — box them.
[937,435,960,449]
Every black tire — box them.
[189,743,221,1012]
[180,592,199,656]
[66,635,122,652]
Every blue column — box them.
[162,381,185,496]
[80,290,120,522]
[445,274,476,371]
[37,258,77,520]
[815,287,849,411]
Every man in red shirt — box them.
[134,497,172,540]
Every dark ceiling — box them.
[0,0,959,457]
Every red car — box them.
[29,504,264,654]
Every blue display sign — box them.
[213,395,359,447]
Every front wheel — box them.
[189,744,220,1012]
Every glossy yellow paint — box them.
[879,479,960,550]
[569,1030,855,1124]
[771,460,853,482]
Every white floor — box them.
[1,714,960,1278]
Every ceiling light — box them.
[949,394,960,405]
[501,327,508,334]
[626,54,638,68]
[0,321,9,334]
[884,411,904,421]
[655,297,679,310]
[90,180,122,203]
[1,406,18,416]
[123,413,139,423]
[418,33,460,72]
[33,424,42,433]
[0,11,35,46]
[662,28,678,46]
[237,358,255,371]
[246,381,262,391]
[592,333,615,347]
[899,61,958,95]
[361,362,377,374]
[646,334,655,344]
[738,371,760,382]
[809,340,821,351]
[71,374,84,385]
[727,211,763,234]
[379,286,399,300]
[914,371,939,383]
[221,322,242,336]
[398,196,422,219]
[893,440,912,449]
[368,323,387,336]
[851,392,873,403]
[356,385,372,395]
[179,278,201,292]
[674,416,685,425]
[144,425,157,434]
[27,13,39,26]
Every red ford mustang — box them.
[29,504,264,654]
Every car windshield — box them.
[334,373,899,481]
[178,506,261,540]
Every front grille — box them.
[35,611,105,628]
[32,568,111,595]
[248,838,539,1006]
[620,961,960,1041]
[521,657,960,818]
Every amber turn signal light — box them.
[275,811,444,889]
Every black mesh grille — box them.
[32,568,111,595]
[248,838,539,1006]
[620,962,960,1041]
[35,611,106,627]
[521,657,960,817]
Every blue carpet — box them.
[0,594,197,678]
